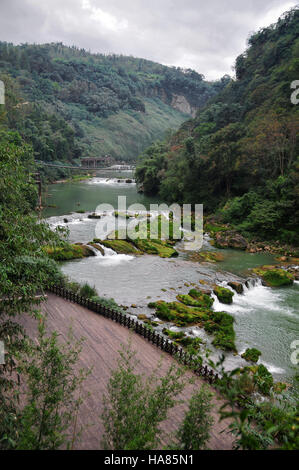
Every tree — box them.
[101,342,185,450]
[14,319,88,450]
[176,386,214,450]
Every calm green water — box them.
[44,171,159,218]
[44,175,299,382]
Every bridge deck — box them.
[20,293,234,450]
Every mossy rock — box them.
[152,300,211,326]
[98,239,142,255]
[43,243,95,261]
[252,266,294,287]
[177,294,214,309]
[241,348,261,363]
[228,281,244,294]
[163,329,186,341]
[88,213,102,219]
[189,289,214,305]
[133,238,178,258]
[150,299,236,352]
[138,314,149,320]
[204,311,236,352]
[213,286,234,304]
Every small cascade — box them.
[244,277,263,290]
[212,277,283,315]
[89,242,134,266]
[86,244,105,257]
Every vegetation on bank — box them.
[43,243,96,261]
[135,8,299,245]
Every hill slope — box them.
[136,7,299,244]
[0,43,226,164]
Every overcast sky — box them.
[0,0,297,79]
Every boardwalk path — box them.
[20,293,234,450]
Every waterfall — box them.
[212,277,282,315]
[88,242,134,266]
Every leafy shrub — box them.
[176,386,214,450]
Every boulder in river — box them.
[241,348,261,363]
[252,266,294,287]
[213,286,234,304]
[228,281,244,294]
[215,231,248,250]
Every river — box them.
[44,172,299,383]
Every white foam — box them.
[212,280,284,315]
[87,178,135,186]
[92,243,134,265]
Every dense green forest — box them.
[0,42,226,169]
[136,8,299,244]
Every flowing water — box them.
[44,173,299,382]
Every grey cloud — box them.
[0,0,296,79]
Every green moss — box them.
[241,348,262,363]
[133,238,178,258]
[152,301,210,326]
[97,239,142,255]
[150,298,236,352]
[43,243,95,261]
[188,289,214,308]
[213,286,234,304]
[204,311,236,352]
[177,293,214,309]
[163,329,186,341]
[253,266,294,287]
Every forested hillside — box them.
[0,42,225,165]
[136,8,299,244]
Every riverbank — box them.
[204,219,299,259]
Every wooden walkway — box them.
[20,293,234,450]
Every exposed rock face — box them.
[171,94,197,117]
[215,231,248,250]
[146,87,197,117]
